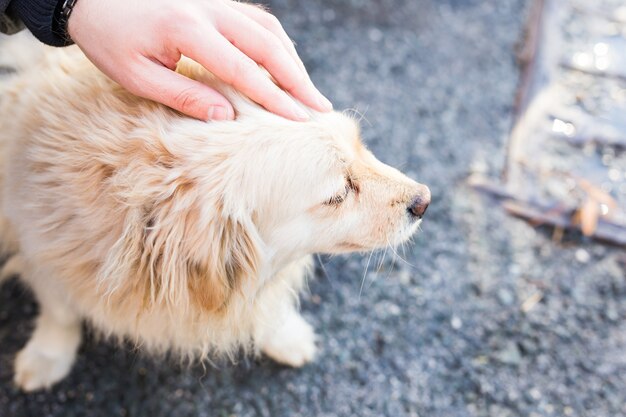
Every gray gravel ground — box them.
[1,0,625,416]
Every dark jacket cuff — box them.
[7,0,72,47]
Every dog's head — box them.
[123,63,430,312]
[220,110,431,264]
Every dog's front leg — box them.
[14,275,82,391]
[255,257,317,367]
[260,308,317,368]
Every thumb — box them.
[130,63,235,121]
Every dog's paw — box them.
[14,344,76,392]
[262,313,317,368]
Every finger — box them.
[129,60,235,121]
[217,7,332,113]
[181,30,310,121]
[226,1,306,74]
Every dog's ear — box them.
[102,194,261,313]
[185,216,261,312]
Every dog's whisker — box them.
[359,251,375,299]
[343,106,372,128]
[386,236,417,269]
[396,162,410,171]
[364,245,384,291]
[358,106,372,127]
[315,254,334,289]
[401,240,411,259]
[375,245,389,273]
[380,245,397,284]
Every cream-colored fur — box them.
[0,34,430,391]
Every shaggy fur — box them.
[0,33,430,391]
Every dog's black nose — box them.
[407,186,431,219]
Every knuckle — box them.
[258,38,282,63]
[267,86,288,106]
[286,66,307,90]
[172,87,202,113]
[267,36,285,56]
[272,58,305,92]
[229,58,259,83]
[262,14,283,32]
[156,5,191,31]
[156,4,209,40]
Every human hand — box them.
[68,0,332,121]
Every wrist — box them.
[53,0,79,45]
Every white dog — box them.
[0,34,430,391]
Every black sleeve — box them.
[7,0,71,46]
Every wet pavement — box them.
[1,0,625,416]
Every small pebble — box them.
[528,388,542,401]
[495,342,522,365]
[606,304,619,322]
[575,249,590,264]
[368,28,383,42]
[497,288,515,306]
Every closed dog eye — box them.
[323,176,358,206]
[324,185,349,205]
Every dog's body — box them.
[0,34,430,391]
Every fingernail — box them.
[317,94,333,112]
[207,106,232,121]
